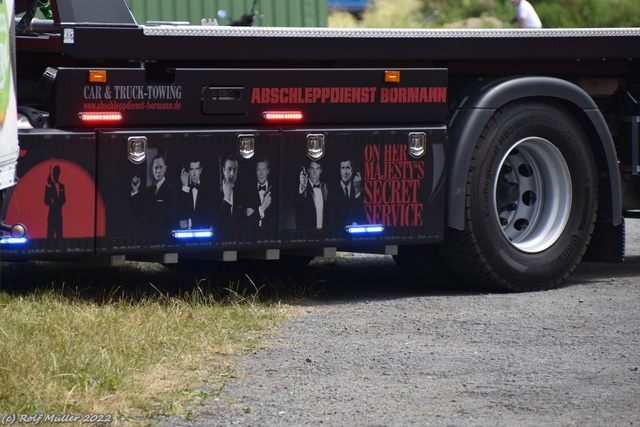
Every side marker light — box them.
[384,71,401,83]
[78,112,123,122]
[263,111,303,121]
[89,70,107,83]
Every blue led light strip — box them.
[171,230,214,239]
[345,225,385,235]
[0,237,28,245]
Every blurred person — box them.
[510,0,542,29]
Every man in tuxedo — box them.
[330,156,366,227]
[44,165,65,239]
[131,153,177,235]
[178,157,212,230]
[295,159,328,230]
[242,156,275,230]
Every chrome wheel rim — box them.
[493,137,572,253]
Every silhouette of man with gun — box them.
[44,164,65,239]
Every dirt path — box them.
[157,220,640,426]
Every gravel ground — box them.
[156,220,640,427]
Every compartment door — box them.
[278,127,446,248]
[96,129,280,254]
[3,130,97,256]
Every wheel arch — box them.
[446,75,622,231]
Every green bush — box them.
[329,0,640,29]
[515,0,640,28]
[362,0,426,28]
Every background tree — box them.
[329,0,640,29]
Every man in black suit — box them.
[131,153,177,235]
[217,154,240,230]
[330,156,366,227]
[178,157,212,230]
[242,155,275,230]
[44,165,65,239]
[295,159,328,230]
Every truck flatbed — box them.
[22,25,640,62]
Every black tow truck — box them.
[2,0,640,292]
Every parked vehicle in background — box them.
[328,0,369,14]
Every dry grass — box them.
[0,261,307,424]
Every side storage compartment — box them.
[278,127,446,249]
[2,130,97,258]
[95,129,280,255]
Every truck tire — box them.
[441,100,598,292]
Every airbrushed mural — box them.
[2,131,101,255]
[279,128,446,247]
[95,130,281,254]
[2,127,445,257]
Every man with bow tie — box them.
[242,156,275,230]
[178,157,212,230]
[295,159,329,230]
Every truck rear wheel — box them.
[441,100,598,292]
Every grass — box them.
[0,260,315,424]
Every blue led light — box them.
[172,229,214,240]
[0,237,28,245]
[345,224,385,235]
